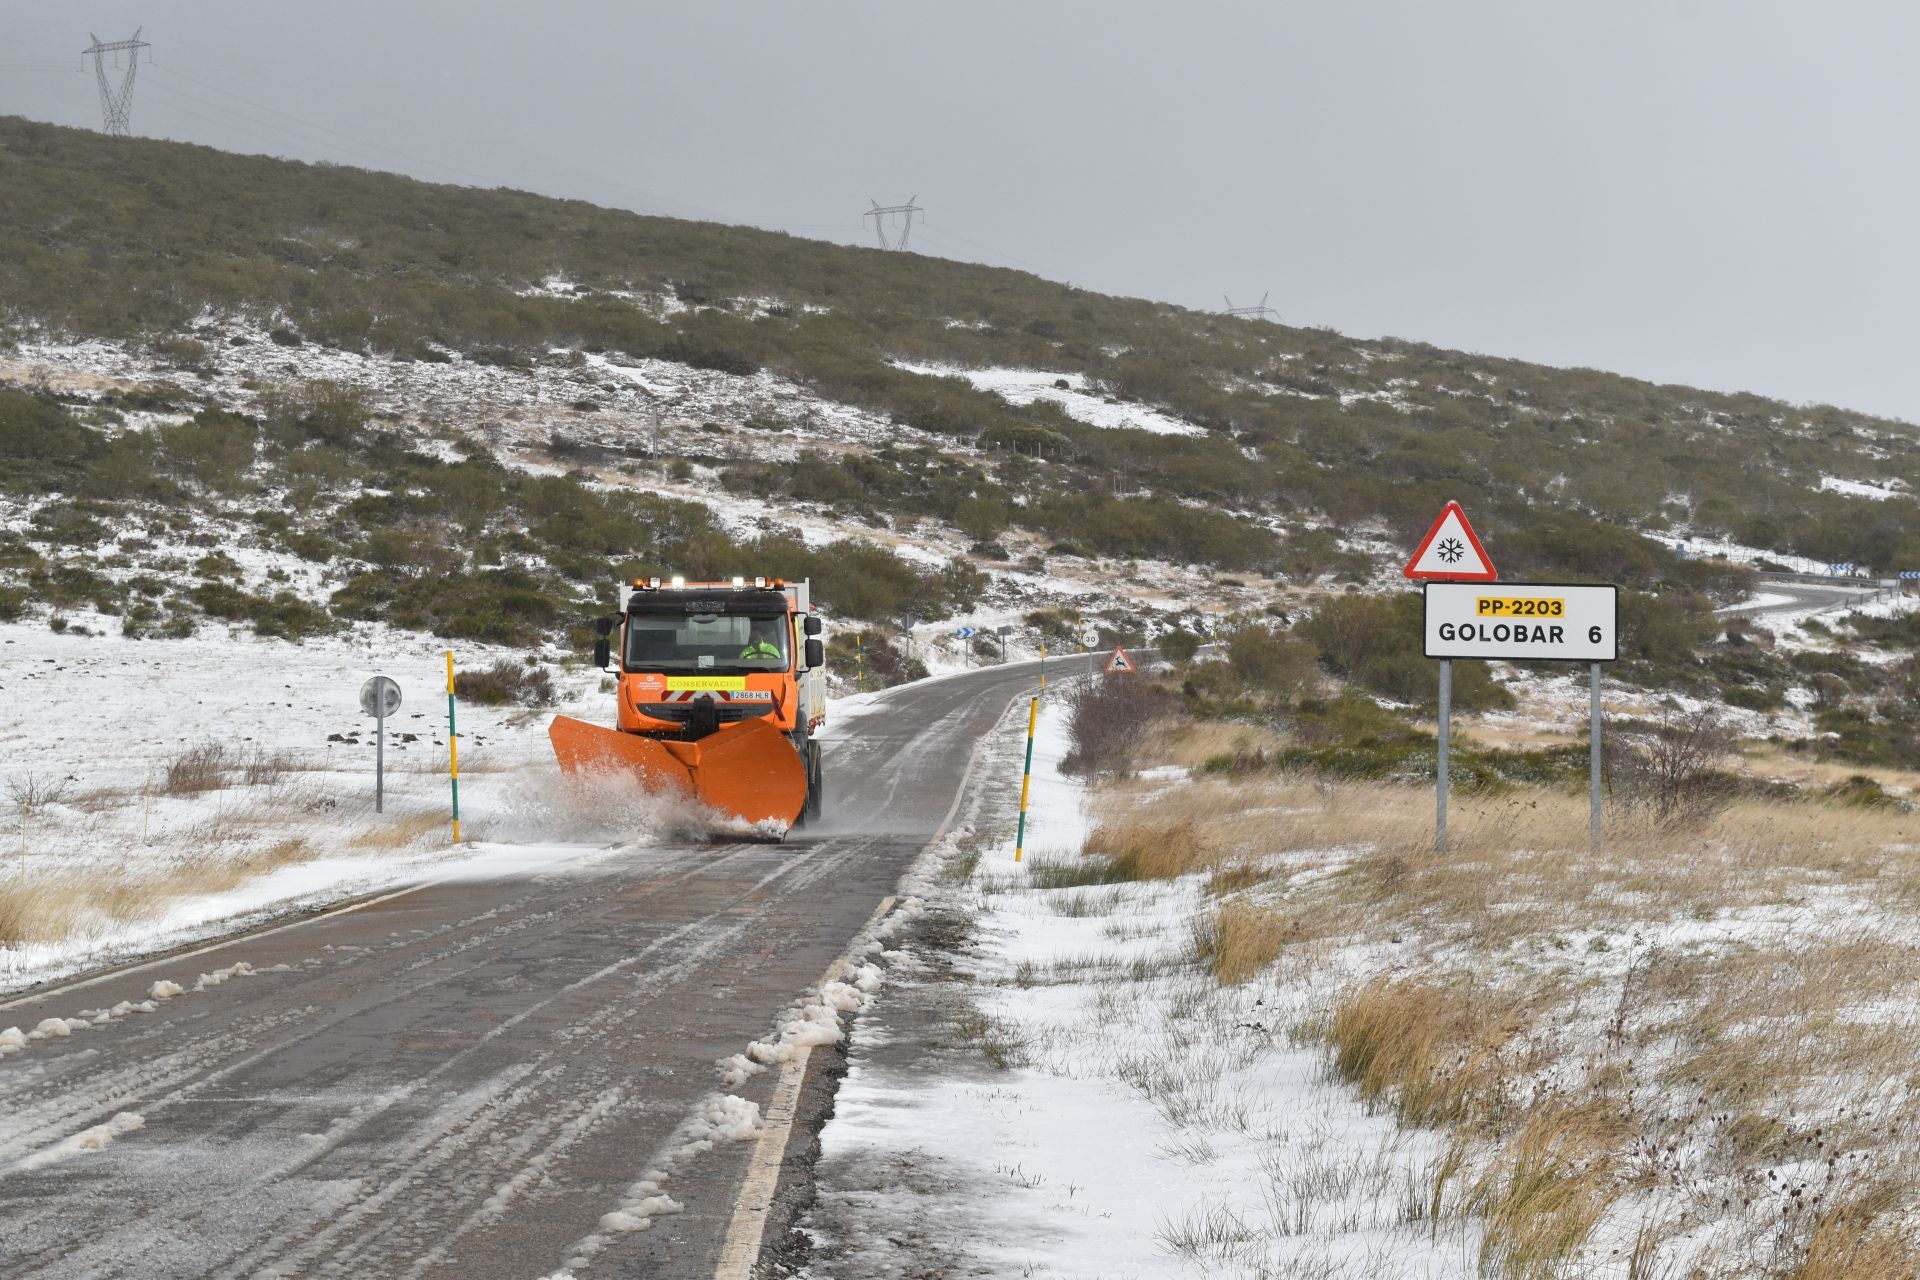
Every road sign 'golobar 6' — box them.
[1425,583,1618,662]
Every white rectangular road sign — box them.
[1424,582,1618,662]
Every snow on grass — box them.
[1819,473,1911,501]
[0,618,738,992]
[891,362,1209,437]
[1641,529,1838,577]
[799,694,1477,1278]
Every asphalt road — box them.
[1719,576,1887,620]
[0,661,1043,1279]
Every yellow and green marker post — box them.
[1014,695,1038,862]
[445,651,461,844]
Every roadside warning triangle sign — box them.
[1403,501,1497,581]
[1104,646,1135,674]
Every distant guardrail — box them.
[1754,570,1897,589]
[1718,575,1905,619]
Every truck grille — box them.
[637,702,775,725]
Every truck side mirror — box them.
[593,639,611,669]
[803,615,823,636]
[593,615,616,638]
[805,638,824,669]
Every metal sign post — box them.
[1405,500,1498,855]
[1436,660,1451,853]
[1589,662,1602,854]
[1421,581,1620,854]
[359,676,402,814]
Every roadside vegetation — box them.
[0,381,985,662]
[1044,656,1920,1277]
[3,114,1918,589]
[5,118,1919,719]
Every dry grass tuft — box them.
[1463,1103,1626,1280]
[1191,901,1328,985]
[1083,817,1212,880]
[1327,975,1521,1130]
[349,810,448,851]
[1202,862,1267,896]
[1152,719,1289,772]
[162,741,229,794]
[1785,1181,1920,1280]
[0,834,326,945]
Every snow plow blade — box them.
[548,714,808,830]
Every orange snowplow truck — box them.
[548,576,826,830]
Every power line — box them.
[82,28,149,137]
[144,61,502,189]
[140,82,346,164]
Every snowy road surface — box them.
[1717,576,1884,620]
[0,662,1039,1279]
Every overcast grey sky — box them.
[3,2,1917,421]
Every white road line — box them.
[711,681,1032,1280]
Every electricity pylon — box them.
[1223,292,1279,322]
[83,29,150,137]
[864,197,923,250]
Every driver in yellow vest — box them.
[739,619,782,660]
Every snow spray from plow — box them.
[549,714,808,830]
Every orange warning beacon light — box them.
[1404,500,1497,582]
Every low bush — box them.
[162,742,228,794]
[828,630,928,690]
[188,583,336,641]
[453,658,557,707]
[1604,703,1738,826]
[1299,593,1513,713]
[1061,675,1183,776]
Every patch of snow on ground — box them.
[892,362,1209,437]
[1819,474,1910,501]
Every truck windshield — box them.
[623,612,789,673]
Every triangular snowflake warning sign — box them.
[1105,646,1135,674]
[1403,501,1497,581]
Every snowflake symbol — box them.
[1436,536,1467,565]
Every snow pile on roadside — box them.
[541,1091,763,1278]
[14,1111,145,1172]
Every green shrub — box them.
[188,582,336,641]
[454,659,556,707]
[1299,594,1513,713]
[1157,627,1201,663]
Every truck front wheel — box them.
[804,739,824,822]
